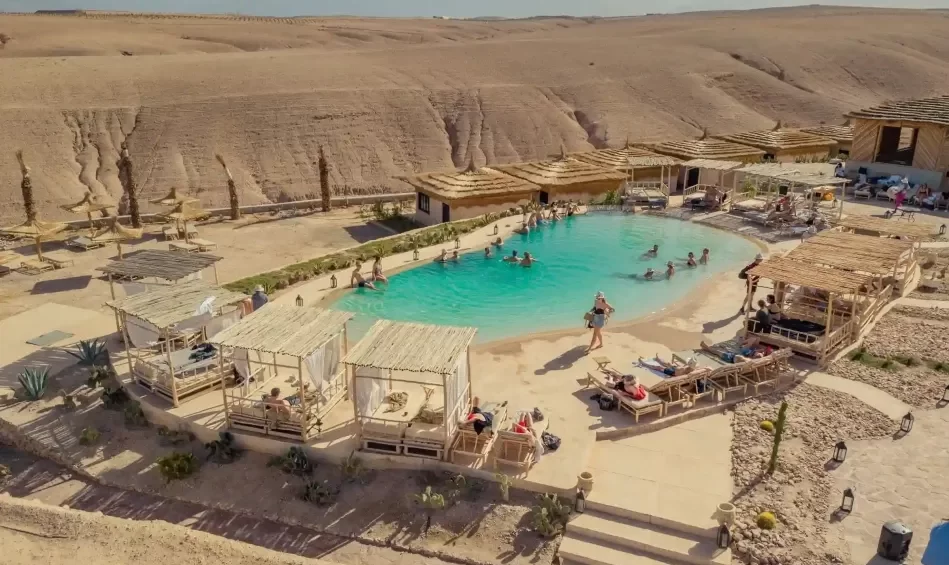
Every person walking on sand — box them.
[738,253,764,314]
[586,291,614,352]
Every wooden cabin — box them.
[646,139,764,191]
[493,151,627,204]
[402,161,540,225]
[715,130,837,163]
[800,125,854,157]
[846,95,949,192]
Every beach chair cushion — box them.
[362,419,406,438]
[169,241,199,252]
[405,424,444,442]
[190,238,216,249]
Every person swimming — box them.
[484,247,493,258]
[492,237,503,247]
[666,261,675,277]
[450,250,460,262]
[686,252,697,268]
[700,248,710,265]
[643,267,656,280]
[504,250,519,263]
[644,244,659,257]
[350,263,378,290]
[520,251,534,267]
[435,249,449,263]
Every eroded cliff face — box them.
[1,8,948,222]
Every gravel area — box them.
[860,312,949,364]
[729,383,894,565]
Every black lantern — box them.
[900,412,914,434]
[940,224,947,235]
[330,274,337,288]
[942,384,949,403]
[315,418,323,437]
[454,236,461,249]
[493,224,499,235]
[295,295,303,307]
[716,524,731,549]
[413,248,420,261]
[833,441,848,463]
[840,488,855,513]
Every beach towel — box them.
[923,521,949,565]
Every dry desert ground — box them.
[1,8,949,222]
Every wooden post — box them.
[343,325,350,401]
[823,293,835,365]
[212,263,219,285]
[298,357,307,441]
[108,272,122,334]
[219,347,230,428]
[742,278,754,334]
[466,348,473,406]
[167,328,179,407]
[442,369,451,460]
[851,288,860,340]
[272,352,278,377]
[121,311,135,379]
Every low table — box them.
[591,356,611,370]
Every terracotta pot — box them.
[577,471,594,492]
[717,502,736,526]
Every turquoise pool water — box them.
[332,214,759,342]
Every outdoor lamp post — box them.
[716,524,731,549]
[295,295,303,307]
[330,274,337,288]
[833,441,848,463]
[943,384,949,402]
[900,412,915,434]
[413,248,420,260]
[454,236,461,249]
[841,488,855,513]
[493,224,499,235]
[940,224,946,235]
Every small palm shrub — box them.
[757,511,777,530]
[156,452,199,483]
[79,427,100,445]
[268,446,312,475]
[18,367,50,400]
[205,431,241,464]
[301,479,339,506]
[123,401,149,427]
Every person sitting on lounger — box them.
[700,248,710,265]
[666,261,675,277]
[700,337,768,363]
[351,263,378,290]
[464,396,494,435]
[520,251,534,267]
[504,250,520,263]
[484,247,493,258]
[613,374,647,400]
[686,252,697,268]
[264,387,291,417]
[371,256,388,284]
[640,355,698,377]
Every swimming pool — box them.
[332,214,760,342]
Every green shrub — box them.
[86,365,114,390]
[18,367,50,400]
[340,451,364,482]
[760,420,774,433]
[123,401,149,427]
[757,511,777,530]
[268,446,312,475]
[414,485,446,531]
[69,339,110,367]
[496,473,514,502]
[101,386,129,409]
[59,389,76,411]
[79,427,100,445]
[531,494,571,538]
[156,425,194,446]
[205,431,241,464]
[301,479,339,506]
[156,452,199,483]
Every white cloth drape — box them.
[126,316,160,348]
[194,296,216,316]
[304,346,326,394]
[448,352,470,419]
[354,366,388,417]
[170,312,212,335]
[205,309,241,339]
[232,347,250,380]
[120,282,149,297]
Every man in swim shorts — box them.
[350,263,378,290]
[504,250,519,263]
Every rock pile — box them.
[729,384,893,565]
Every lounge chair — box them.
[189,238,217,252]
[586,371,664,423]
[169,241,200,253]
[704,364,746,401]
[162,225,179,241]
[739,357,779,395]
[648,367,712,413]
[404,422,449,460]
[18,259,54,275]
[450,401,509,465]
[66,236,105,251]
[41,252,75,269]
[493,410,549,472]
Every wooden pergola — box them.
[745,257,875,365]
[97,249,223,299]
[342,320,477,461]
[835,215,938,241]
[107,281,248,406]
[208,305,353,441]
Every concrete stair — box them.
[559,509,730,565]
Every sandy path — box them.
[0,447,456,565]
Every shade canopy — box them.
[681,158,744,171]
[151,186,199,206]
[90,218,144,244]
[493,156,626,188]
[162,201,211,222]
[748,257,875,295]
[0,219,67,239]
[736,162,801,176]
[716,130,836,152]
[343,320,477,374]
[785,244,899,276]
[570,145,676,171]
[401,160,540,201]
[62,192,115,215]
[106,280,246,328]
[799,125,854,143]
[649,139,765,161]
[97,249,223,281]
[209,304,353,357]
[836,215,937,239]
[807,231,914,260]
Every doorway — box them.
[442,203,451,223]
[686,168,700,188]
[539,191,549,205]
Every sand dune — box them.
[1,8,948,222]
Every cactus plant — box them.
[414,485,446,532]
[79,427,100,445]
[757,511,777,530]
[496,472,513,502]
[69,338,109,367]
[532,507,559,537]
[18,366,49,400]
[760,420,774,433]
[301,479,338,506]
[59,389,76,411]
[269,446,312,475]
[156,451,199,483]
[767,401,788,474]
[205,431,241,463]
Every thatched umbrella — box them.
[161,201,210,242]
[150,186,199,207]
[61,192,115,235]
[90,217,143,259]
[0,151,67,260]
[0,250,21,265]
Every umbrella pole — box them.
[87,211,95,236]
[35,238,43,261]
[117,241,123,259]
[183,220,189,242]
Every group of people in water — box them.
[515,201,581,234]
[633,244,711,281]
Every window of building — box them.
[417,192,430,214]
[874,126,918,166]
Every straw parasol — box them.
[90,217,143,259]
[161,201,210,241]
[0,151,67,260]
[61,191,115,235]
[150,186,199,207]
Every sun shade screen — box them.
[355,366,389,416]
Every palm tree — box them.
[15,150,36,223]
[119,142,141,228]
[215,154,241,220]
[319,145,331,213]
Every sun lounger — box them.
[450,401,508,465]
[358,391,424,455]
[704,364,745,401]
[493,410,550,472]
[739,357,778,395]
[648,369,707,413]
[189,238,217,252]
[586,371,664,423]
[169,241,200,253]
[162,225,179,240]
[18,259,54,275]
[41,252,75,269]
[66,236,105,251]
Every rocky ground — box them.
[828,306,949,408]
[911,250,949,301]
[729,383,894,565]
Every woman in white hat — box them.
[251,284,269,311]
[586,291,614,352]
[738,253,765,314]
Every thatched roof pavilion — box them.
[715,130,836,159]
[835,215,938,240]
[401,161,539,202]
[570,144,676,172]
[846,95,949,127]
[800,125,854,145]
[647,139,765,162]
[493,152,626,201]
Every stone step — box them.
[559,533,694,565]
[568,510,730,565]
[584,495,718,539]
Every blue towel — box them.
[923,522,949,565]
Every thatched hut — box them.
[646,139,764,190]
[493,151,626,204]
[401,161,539,225]
[571,145,680,199]
[715,130,837,163]
[800,125,854,156]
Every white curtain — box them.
[448,352,470,417]
[232,347,250,380]
[126,316,160,348]
[170,312,213,335]
[354,366,388,417]
[205,309,241,339]
[193,296,216,316]
[304,346,326,394]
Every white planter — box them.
[577,471,594,492]
[717,502,736,526]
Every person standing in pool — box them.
[686,252,697,267]
[644,244,659,257]
[587,291,614,352]
[700,248,710,265]
[504,250,519,263]
[371,256,388,284]
[450,251,460,262]
[484,247,493,258]
[520,251,534,267]
[665,261,676,277]
[738,253,764,314]
[350,263,378,290]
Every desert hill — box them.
[0,8,948,222]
